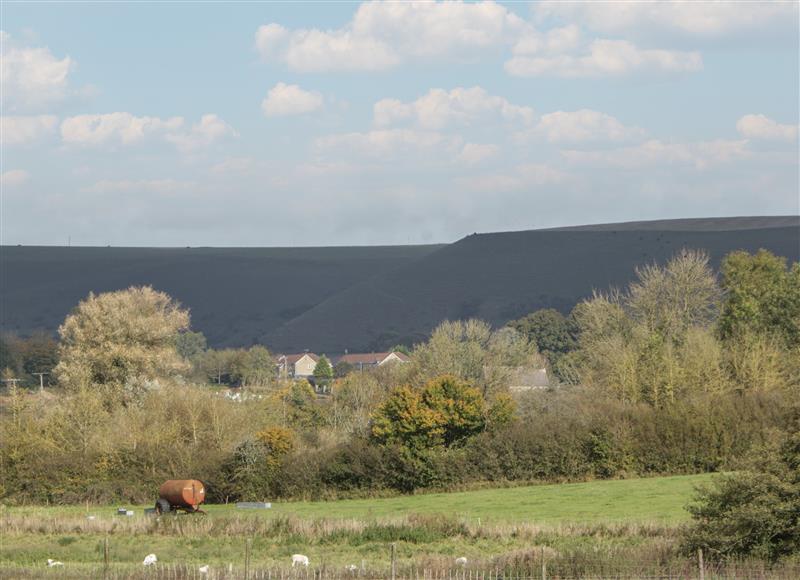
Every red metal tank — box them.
[158,479,206,510]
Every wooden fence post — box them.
[698,548,705,580]
[541,546,546,580]
[391,543,397,580]
[245,538,252,580]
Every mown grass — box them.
[4,473,714,523]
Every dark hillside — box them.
[0,245,442,347]
[264,217,800,352]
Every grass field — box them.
[0,474,726,578]
[5,473,713,524]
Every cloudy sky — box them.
[2,1,798,247]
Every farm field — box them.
[0,474,741,578]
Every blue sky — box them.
[2,1,798,246]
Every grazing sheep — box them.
[46,559,64,567]
[345,564,358,572]
[142,554,158,566]
[198,564,209,574]
[291,554,310,567]
[455,557,468,567]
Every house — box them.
[507,367,550,392]
[333,351,410,371]
[275,352,319,378]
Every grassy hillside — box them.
[0,474,715,576]
[266,217,800,351]
[0,245,442,349]
[2,217,798,352]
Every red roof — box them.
[335,351,410,365]
[277,353,319,365]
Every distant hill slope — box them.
[0,245,442,347]
[1,217,797,352]
[264,217,800,352]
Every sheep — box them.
[142,554,158,566]
[455,557,468,567]
[46,559,64,567]
[291,554,310,567]
[345,564,358,573]
[198,564,210,574]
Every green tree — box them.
[54,286,190,404]
[718,249,800,347]
[508,308,576,358]
[313,355,333,389]
[333,360,354,378]
[241,345,274,386]
[175,331,207,361]
[371,375,488,450]
[682,410,800,562]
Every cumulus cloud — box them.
[315,128,457,157]
[534,110,645,143]
[373,86,535,129]
[456,143,499,165]
[736,114,798,142]
[562,139,751,170]
[0,169,30,187]
[165,114,237,153]
[61,113,184,145]
[2,115,58,145]
[506,39,702,78]
[262,83,324,117]
[0,31,73,110]
[534,1,798,39]
[255,1,526,72]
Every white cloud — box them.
[255,1,526,72]
[315,128,457,157]
[262,83,324,117]
[165,114,238,153]
[2,115,58,145]
[456,143,499,165]
[83,179,195,194]
[0,169,30,187]
[210,157,256,175]
[373,86,535,129]
[60,113,184,145]
[0,31,73,109]
[506,39,702,78]
[534,1,798,39]
[534,110,645,143]
[460,163,566,192]
[562,139,751,170]
[736,114,798,142]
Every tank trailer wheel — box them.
[155,498,171,515]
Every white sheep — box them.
[291,554,310,567]
[345,564,358,572]
[455,557,468,567]
[143,554,158,566]
[198,564,210,574]
[46,559,64,567]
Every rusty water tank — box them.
[158,479,206,510]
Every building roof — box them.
[335,351,410,365]
[277,352,319,365]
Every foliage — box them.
[371,376,490,450]
[333,360,354,378]
[718,249,800,347]
[175,331,207,361]
[508,308,577,375]
[313,355,334,388]
[54,286,190,405]
[682,409,800,562]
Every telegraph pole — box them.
[32,372,48,391]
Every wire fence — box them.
[2,561,799,580]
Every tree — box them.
[54,286,190,404]
[718,250,800,347]
[313,355,333,389]
[682,410,800,562]
[175,331,207,361]
[508,308,576,359]
[371,375,488,450]
[333,360,354,378]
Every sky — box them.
[1,1,798,247]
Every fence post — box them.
[698,548,705,580]
[245,538,252,580]
[541,546,546,580]
[391,543,397,580]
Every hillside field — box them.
[1,474,717,576]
